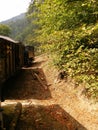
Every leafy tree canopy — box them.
[0,24,11,36]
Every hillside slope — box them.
[1,13,28,41]
[0,13,25,24]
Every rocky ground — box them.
[2,54,98,130]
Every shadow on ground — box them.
[3,104,87,130]
[2,66,52,100]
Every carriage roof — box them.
[0,35,19,44]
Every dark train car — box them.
[24,45,34,66]
[0,35,24,87]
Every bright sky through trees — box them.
[0,0,31,22]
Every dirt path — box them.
[2,55,98,130]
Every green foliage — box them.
[38,0,98,99]
[0,24,11,36]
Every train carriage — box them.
[0,35,35,98]
[0,35,24,86]
[24,45,35,66]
